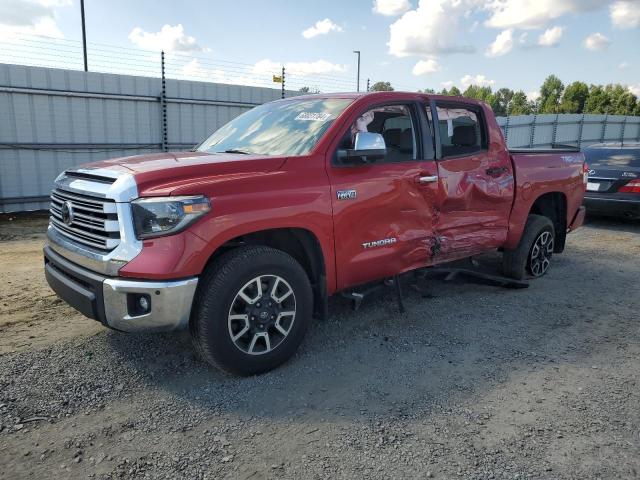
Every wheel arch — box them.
[528,192,567,253]
[203,227,328,319]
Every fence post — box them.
[366,78,370,92]
[577,113,585,150]
[551,114,559,147]
[529,114,537,148]
[620,117,627,146]
[504,115,510,146]
[600,114,607,143]
[281,66,285,99]
[161,50,168,153]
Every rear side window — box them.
[428,105,486,158]
[585,148,640,168]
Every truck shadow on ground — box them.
[102,232,637,423]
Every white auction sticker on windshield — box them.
[295,112,333,121]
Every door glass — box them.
[350,105,417,162]
[427,105,485,158]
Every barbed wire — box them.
[0,33,426,93]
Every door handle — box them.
[486,166,508,176]
[418,175,438,184]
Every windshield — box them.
[197,98,352,156]
[585,147,640,168]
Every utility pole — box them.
[80,0,88,71]
[353,50,361,92]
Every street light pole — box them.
[353,50,360,92]
[80,0,88,71]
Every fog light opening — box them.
[127,293,151,316]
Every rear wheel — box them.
[190,246,312,376]
[503,214,555,280]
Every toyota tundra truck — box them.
[44,92,587,375]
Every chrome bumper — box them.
[44,245,198,332]
[103,277,199,332]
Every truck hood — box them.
[80,151,287,197]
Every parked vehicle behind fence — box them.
[583,143,640,219]
[44,92,587,375]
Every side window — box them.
[350,105,417,163]
[427,105,485,158]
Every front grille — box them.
[49,188,121,252]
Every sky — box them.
[1,0,639,99]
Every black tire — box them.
[190,246,312,376]
[502,214,555,280]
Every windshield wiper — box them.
[217,149,252,155]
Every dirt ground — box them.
[0,213,639,480]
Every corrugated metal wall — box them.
[2,62,640,213]
[496,114,640,149]
[0,64,296,212]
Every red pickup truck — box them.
[44,92,586,375]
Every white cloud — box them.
[527,90,541,102]
[441,80,455,89]
[538,26,564,46]
[619,61,629,69]
[253,58,347,76]
[583,32,611,51]
[373,0,412,16]
[518,32,529,44]
[302,18,343,39]
[388,0,476,57]
[461,74,495,88]
[484,0,608,30]
[0,0,69,40]
[412,58,441,75]
[610,1,640,29]
[486,29,514,57]
[628,84,640,96]
[128,24,205,52]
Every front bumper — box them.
[44,245,198,332]
[583,195,640,219]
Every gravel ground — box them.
[0,214,639,480]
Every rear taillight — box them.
[619,179,640,194]
[583,163,589,184]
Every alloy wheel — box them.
[227,275,296,355]
[529,231,554,277]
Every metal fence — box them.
[2,62,640,213]
[496,114,640,149]
[0,63,302,212]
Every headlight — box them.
[131,196,211,239]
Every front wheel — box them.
[190,246,313,376]
[502,214,555,280]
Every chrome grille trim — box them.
[46,168,142,276]
[49,188,120,252]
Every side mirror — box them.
[337,132,386,164]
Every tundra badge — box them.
[362,237,397,249]
[337,189,357,200]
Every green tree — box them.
[370,81,394,92]
[539,75,564,113]
[508,91,533,115]
[607,84,637,115]
[560,81,589,113]
[492,88,514,116]
[449,86,461,96]
[463,85,493,103]
[419,88,436,93]
[584,85,612,114]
